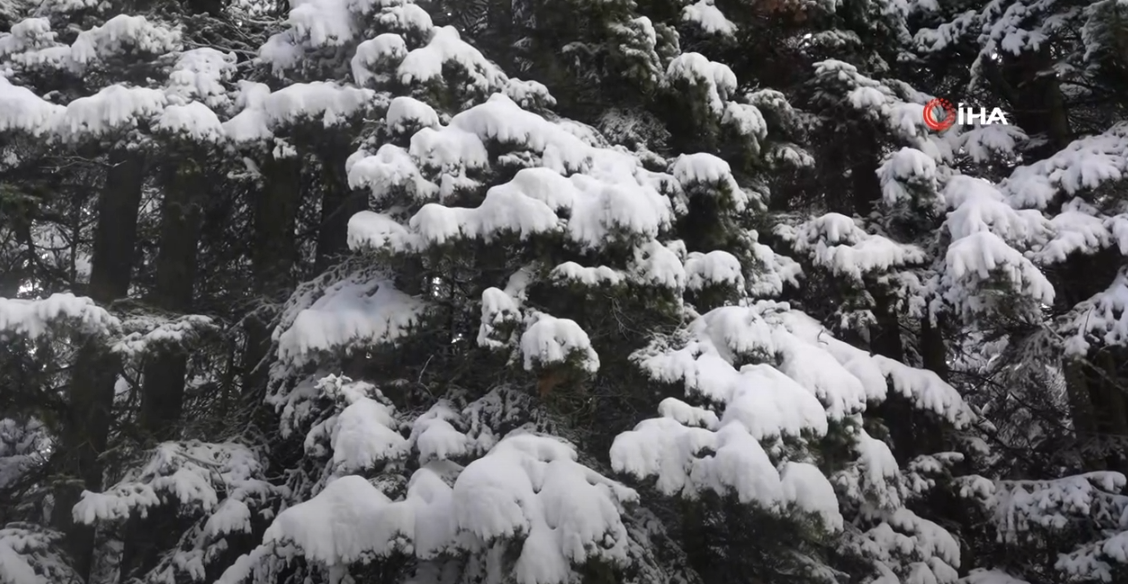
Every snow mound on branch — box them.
[435,94,590,171]
[398,26,506,93]
[454,434,638,582]
[221,82,273,143]
[781,461,843,530]
[878,147,938,206]
[550,262,627,287]
[53,85,167,139]
[410,401,479,464]
[778,308,974,426]
[7,14,179,73]
[0,526,80,584]
[70,14,180,65]
[73,442,274,525]
[666,52,736,116]
[945,231,1054,303]
[684,250,744,291]
[0,76,64,135]
[347,210,421,250]
[0,294,118,339]
[263,81,374,127]
[330,394,409,473]
[960,570,1031,584]
[166,48,236,107]
[386,95,440,132]
[0,18,55,59]
[681,0,737,38]
[777,213,926,280]
[975,472,1128,582]
[258,0,411,70]
[611,411,831,517]
[347,144,438,203]
[1060,269,1128,355]
[1002,123,1128,209]
[952,124,1027,163]
[275,276,427,367]
[939,175,1055,318]
[155,101,226,142]
[222,433,638,584]
[1034,198,1112,263]
[637,303,864,425]
[477,285,524,350]
[672,152,755,211]
[261,474,418,563]
[629,240,686,290]
[286,0,359,49]
[351,33,409,85]
[520,314,600,373]
[347,95,676,250]
[613,301,976,518]
[410,180,561,244]
[110,313,215,357]
[495,167,672,249]
[944,176,1049,242]
[546,242,690,294]
[217,81,372,145]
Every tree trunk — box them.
[137,158,204,441]
[920,315,948,381]
[314,145,363,272]
[0,194,31,298]
[244,154,303,395]
[53,150,145,581]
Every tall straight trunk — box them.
[848,140,927,466]
[920,315,948,382]
[849,136,903,361]
[314,144,362,272]
[137,159,204,440]
[244,155,302,395]
[0,193,31,297]
[53,150,145,581]
[121,155,215,584]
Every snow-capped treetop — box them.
[681,0,737,39]
[166,48,237,108]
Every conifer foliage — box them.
[2,1,1128,584]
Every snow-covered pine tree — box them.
[608,3,1013,583]
[909,2,1128,583]
[211,1,697,583]
[203,3,1003,584]
[0,3,283,583]
[1,3,186,581]
[8,1,1127,583]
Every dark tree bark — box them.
[53,150,145,581]
[244,154,303,395]
[137,157,206,439]
[314,143,364,272]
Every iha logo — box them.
[923,98,956,131]
[923,98,1009,132]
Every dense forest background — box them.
[3,1,1128,583]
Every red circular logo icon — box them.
[923,98,956,132]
